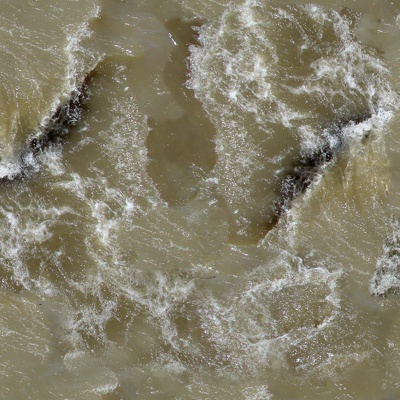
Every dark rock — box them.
[31,80,89,152]
[273,114,372,220]
[5,75,92,182]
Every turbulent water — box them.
[2,0,400,398]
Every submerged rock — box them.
[3,77,91,182]
[273,114,372,221]
[29,84,89,154]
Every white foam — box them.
[370,219,400,295]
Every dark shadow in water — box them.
[146,19,217,206]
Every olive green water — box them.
[2,0,400,398]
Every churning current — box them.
[2,0,400,398]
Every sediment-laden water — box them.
[2,0,400,398]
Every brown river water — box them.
[2,0,400,398]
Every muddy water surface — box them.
[1,0,400,399]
